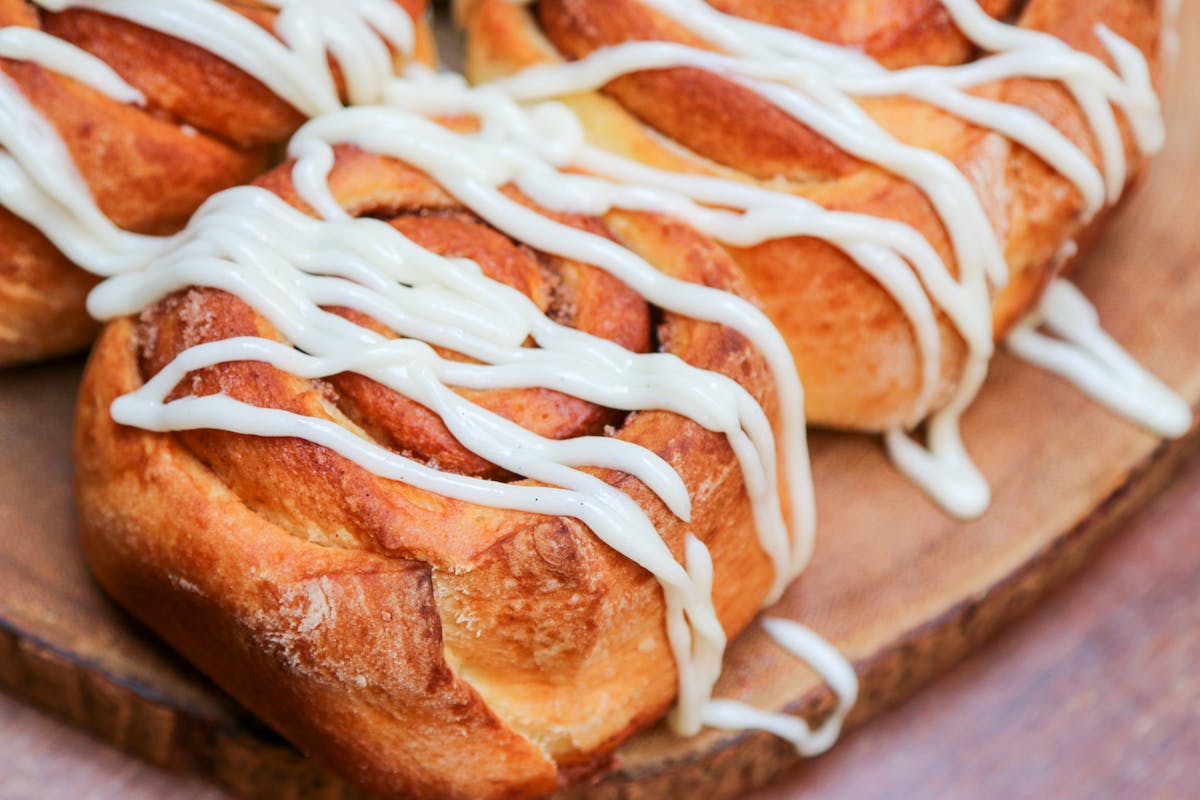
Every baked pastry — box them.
[72,1,1181,798]
[76,134,809,798]
[0,0,432,366]
[458,0,1169,512]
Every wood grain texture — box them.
[749,445,1200,800]
[1,5,1199,799]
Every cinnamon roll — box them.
[76,134,811,798]
[459,0,1173,512]
[0,0,432,366]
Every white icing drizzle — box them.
[1006,279,1193,438]
[0,3,417,282]
[0,1,417,277]
[702,618,857,756]
[0,26,143,104]
[480,0,1184,748]
[487,0,1167,518]
[87,85,817,737]
[30,0,415,115]
[0,0,1188,767]
[0,26,164,276]
[2,0,814,748]
[0,70,166,277]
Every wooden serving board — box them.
[3,10,1200,800]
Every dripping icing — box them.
[702,618,858,756]
[1006,280,1193,438]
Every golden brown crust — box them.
[461,0,1163,430]
[0,0,433,367]
[76,144,784,797]
[0,206,102,363]
[77,318,560,800]
[704,0,1021,66]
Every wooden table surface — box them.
[2,444,1196,800]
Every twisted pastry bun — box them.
[0,0,432,366]
[76,143,790,799]
[459,0,1164,432]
